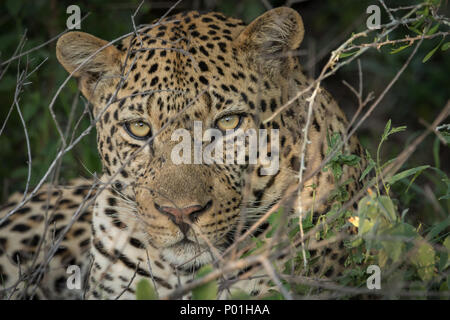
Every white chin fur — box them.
[161,242,214,269]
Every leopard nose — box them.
[154,200,212,233]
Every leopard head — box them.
[56,7,305,268]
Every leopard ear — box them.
[235,7,304,78]
[56,31,123,100]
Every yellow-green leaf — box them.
[377,196,398,223]
[390,45,411,54]
[192,265,218,300]
[378,249,388,268]
[136,278,158,300]
[230,289,251,300]
[411,241,436,281]
[444,236,450,251]
[440,236,450,271]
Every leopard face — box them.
[56,8,308,269]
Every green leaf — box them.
[266,209,282,238]
[377,249,388,268]
[439,250,448,272]
[405,165,429,193]
[426,23,440,35]
[408,25,422,35]
[388,126,407,137]
[411,241,436,282]
[261,290,284,300]
[136,279,158,300]
[230,289,251,300]
[387,165,430,186]
[441,237,450,271]
[381,120,406,144]
[443,236,450,251]
[422,39,444,63]
[377,196,398,223]
[380,223,417,263]
[340,154,361,166]
[360,150,375,181]
[192,265,218,300]
[339,50,359,58]
[382,120,391,140]
[390,44,411,54]
[427,216,450,241]
[442,42,450,51]
[381,241,404,263]
[331,162,343,180]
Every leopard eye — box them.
[124,121,152,140]
[215,114,242,132]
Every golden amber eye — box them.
[125,121,151,139]
[216,114,241,132]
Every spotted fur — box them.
[0,7,365,300]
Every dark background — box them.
[0,0,449,227]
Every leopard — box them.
[0,7,366,300]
